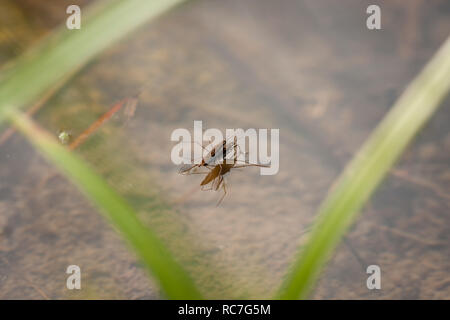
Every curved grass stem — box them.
[276,35,450,300]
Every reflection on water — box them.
[0,0,449,299]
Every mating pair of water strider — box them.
[178,134,271,206]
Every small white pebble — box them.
[58,131,71,144]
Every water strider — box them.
[179,135,269,205]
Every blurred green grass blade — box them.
[0,0,187,122]
[7,110,202,299]
[276,36,450,300]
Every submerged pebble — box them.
[58,131,71,144]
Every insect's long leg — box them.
[181,164,214,175]
[179,140,211,159]
[203,174,221,191]
[201,184,211,191]
[178,140,213,174]
[233,164,270,168]
[234,159,251,163]
[216,177,227,206]
[179,164,200,175]
[233,158,270,165]
[201,178,217,191]
[185,169,212,174]
[213,175,223,191]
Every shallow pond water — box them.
[0,0,449,299]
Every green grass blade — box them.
[7,110,202,299]
[0,0,187,122]
[276,35,450,300]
